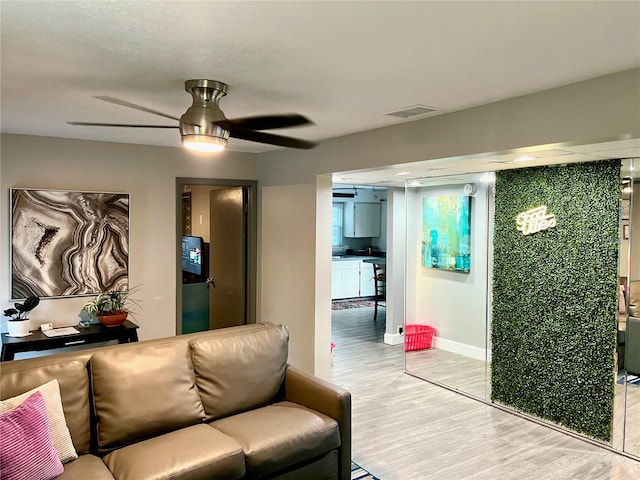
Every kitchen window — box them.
[332,203,344,246]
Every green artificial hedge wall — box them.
[491,159,620,442]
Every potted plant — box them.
[83,287,140,327]
[3,295,40,337]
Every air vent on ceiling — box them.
[386,105,438,119]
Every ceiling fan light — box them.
[182,134,227,153]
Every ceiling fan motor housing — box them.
[179,79,230,148]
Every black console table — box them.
[1,320,139,362]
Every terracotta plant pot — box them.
[97,312,128,327]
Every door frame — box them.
[175,177,258,335]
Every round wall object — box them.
[463,183,476,195]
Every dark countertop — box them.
[362,257,386,265]
[331,255,379,262]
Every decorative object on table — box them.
[82,287,140,327]
[41,327,81,338]
[10,188,129,299]
[421,195,471,272]
[3,295,40,337]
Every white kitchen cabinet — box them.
[359,261,376,297]
[343,202,381,238]
[332,259,378,299]
[331,260,361,299]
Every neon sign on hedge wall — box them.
[516,205,557,235]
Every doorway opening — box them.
[176,178,257,335]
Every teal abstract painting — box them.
[422,196,471,272]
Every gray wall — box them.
[257,69,640,377]
[406,182,490,354]
[1,70,638,377]
[1,135,257,341]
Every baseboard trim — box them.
[383,332,404,345]
[432,336,491,362]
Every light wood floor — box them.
[613,378,640,453]
[406,347,490,400]
[404,343,640,456]
[331,306,640,480]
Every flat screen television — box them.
[182,236,204,279]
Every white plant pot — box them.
[7,319,31,337]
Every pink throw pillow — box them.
[0,391,64,480]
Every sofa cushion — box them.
[57,455,115,480]
[270,450,338,480]
[0,360,90,454]
[103,424,245,480]
[190,324,289,421]
[0,391,64,480]
[90,341,205,451]
[210,401,340,478]
[0,379,77,464]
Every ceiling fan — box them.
[68,79,317,152]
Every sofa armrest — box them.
[284,365,351,480]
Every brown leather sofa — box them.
[1,322,351,480]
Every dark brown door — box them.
[208,187,246,329]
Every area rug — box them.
[332,300,375,310]
[616,374,640,386]
[351,461,380,480]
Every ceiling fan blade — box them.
[226,126,316,149]
[219,113,313,131]
[68,121,179,128]
[94,96,181,122]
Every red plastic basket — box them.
[404,324,435,352]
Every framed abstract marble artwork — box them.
[10,188,129,299]
[421,195,471,273]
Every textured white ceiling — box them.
[2,1,639,154]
